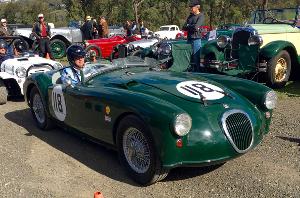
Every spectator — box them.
[0,39,13,65]
[98,16,109,38]
[80,16,94,40]
[92,18,99,39]
[182,0,205,72]
[0,18,11,36]
[124,20,133,36]
[61,45,86,85]
[32,13,54,59]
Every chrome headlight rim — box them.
[248,35,263,46]
[173,113,192,136]
[217,35,231,48]
[15,67,27,78]
[264,90,277,110]
[158,43,172,55]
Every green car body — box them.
[23,58,276,185]
[201,7,300,88]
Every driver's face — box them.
[0,47,6,55]
[74,57,85,69]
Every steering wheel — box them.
[263,17,278,24]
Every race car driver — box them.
[61,45,86,85]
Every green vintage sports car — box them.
[23,57,277,185]
[201,7,300,88]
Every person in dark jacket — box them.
[32,13,54,59]
[182,0,205,72]
[80,16,94,40]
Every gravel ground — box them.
[0,95,299,198]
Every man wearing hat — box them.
[182,0,205,72]
[0,18,11,36]
[80,16,94,40]
[32,13,54,59]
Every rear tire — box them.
[30,87,54,130]
[267,50,291,88]
[117,115,169,185]
[0,80,7,105]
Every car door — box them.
[63,84,112,143]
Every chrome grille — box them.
[231,29,253,59]
[221,109,253,153]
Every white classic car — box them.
[153,25,183,40]
[0,53,63,105]
[13,26,82,59]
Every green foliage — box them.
[0,0,299,29]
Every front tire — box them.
[117,115,169,185]
[267,50,291,88]
[0,80,7,105]
[30,87,54,130]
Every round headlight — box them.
[128,44,135,52]
[158,43,172,55]
[15,67,27,78]
[248,35,263,46]
[174,113,192,136]
[217,35,231,48]
[264,90,277,110]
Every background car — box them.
[0,36,63,105]
[153,25,183,40]
[13,25,82,59]
[201,7,300,88]
[84,35,141,59]
[23,56,276,185]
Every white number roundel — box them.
[51,85,66,121]
[176,81,225,100]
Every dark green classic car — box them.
[201,7,300,88]
[23,57,277,185]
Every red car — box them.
[175,25,212,39]
[85,35,141,59]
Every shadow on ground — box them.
[276,81,300,97]
[277,136,300,151]
[5,108,218,185]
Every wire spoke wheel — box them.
[123,127,151,174]
[32,93,46,124]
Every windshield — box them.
[83,56,159,80]
[159,27,170,31]
[250,8,297,24]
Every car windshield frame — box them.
[83,56,159,83]
[250,8,299,25]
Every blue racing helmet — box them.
[0,39,7,49]
[66,45,86,65]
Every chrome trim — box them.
[221,109,254,153]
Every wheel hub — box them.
[123,127,151,174]
[32,94,45,124]
[275,57,287,82]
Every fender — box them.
[260,40,298,60]
[201,40,225,61]
[0,72,15,80]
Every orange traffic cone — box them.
[94,191,104,198]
